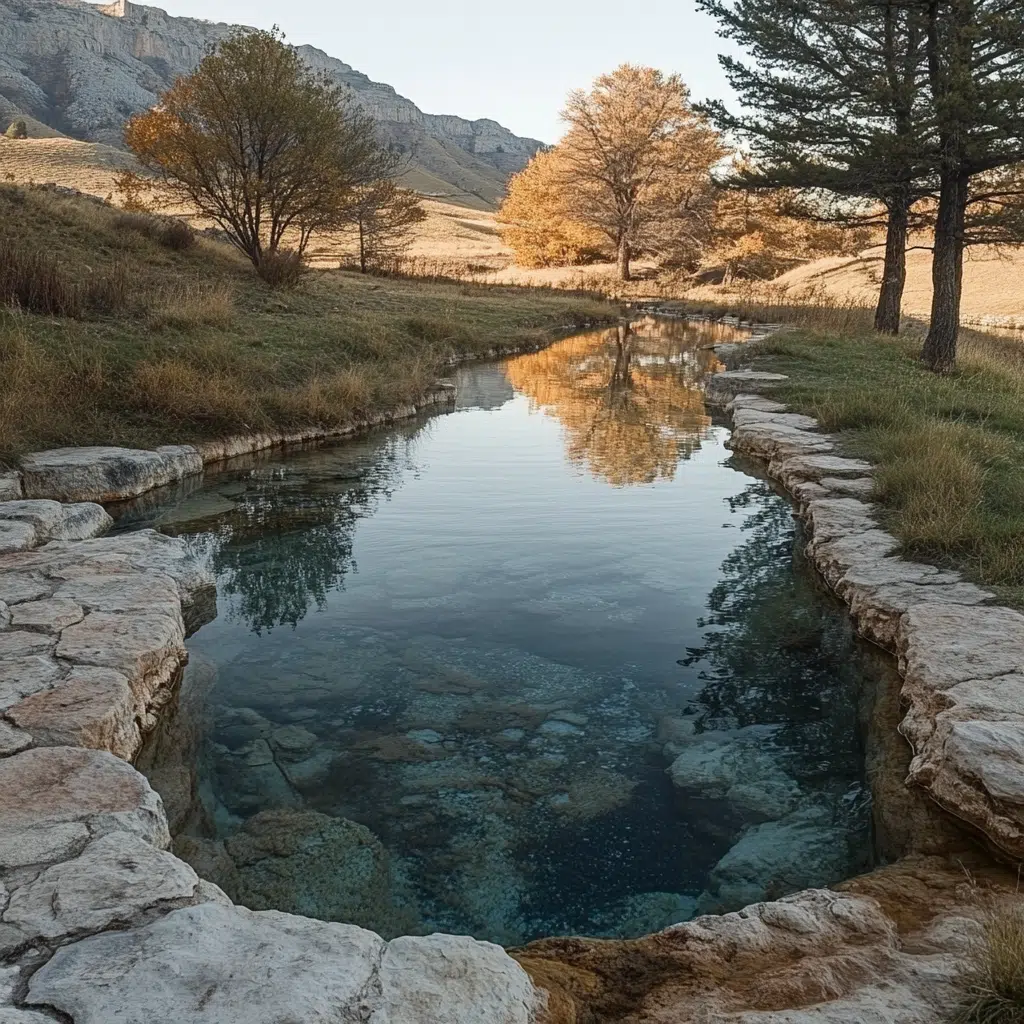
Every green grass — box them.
[0,184,612,462]
[737,321,1024,604]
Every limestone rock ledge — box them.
[0,530,217,757]
[6,383,458,505]
[708,370,1024,865]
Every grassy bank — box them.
[726,314,1024,605]
[0,185,612,462]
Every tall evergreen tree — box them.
[696,0,933,334]
[919,0,1024,371]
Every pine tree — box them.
[919,0,1024,371]
[697,0,933,334]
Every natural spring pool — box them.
[125,316,879,945]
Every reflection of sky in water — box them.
[131,319,876,944]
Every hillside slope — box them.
[0,0,542,206]
[775,243,1024,328]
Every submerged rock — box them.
[224,809,404,934]
[667,730,802,822]
[697,805,854,915]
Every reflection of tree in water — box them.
[682,481,866,786]
[505,320,722,486]
[195,434,414,634]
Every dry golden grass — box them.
[148,282,235,330]
[772,237,1024,328]
[0,183,611,461]
[954,900,1024,1024]
[0,137,136,197]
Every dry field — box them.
[5,136,1024,325]
[773,241,1024,328]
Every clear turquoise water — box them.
[129,318,875,944]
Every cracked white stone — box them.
[732,408,820,431]
[56,611,185,695]
[19,446,203,504]
[53,572,182,622]
[9,598,85,633]
[7,667,139,759]
[0,721,31,756]
[27,903,543,1024]
[3,833,199,941]
[0,574,53,606]
[0,523,35,556]
[0,500,112,545]
[0,656,63,712]
[772,454,874,488]
[0,747,169,851]
[727,394,789,414]
[0,473,22,502]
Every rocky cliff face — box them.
[0,0,542,203]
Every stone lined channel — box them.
[120,317,883,945]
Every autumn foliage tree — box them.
[499,66,723,280]
[125,28,386,278]
[497,149,608,267]
[701,173,870,283]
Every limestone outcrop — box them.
[0,529,215,753]
[707,369,1024,868]
[0,0,541,203]
[3,383,457,508]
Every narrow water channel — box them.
[129,316,877,944]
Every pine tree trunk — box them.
[922,169,968,373]
[616,237,631,281]
[874,197,909,335]
[359,218,367,274]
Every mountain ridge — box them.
[0,0,543,206]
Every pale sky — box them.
[153,0,738,144]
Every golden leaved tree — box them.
[497,149,608,268]
[124,28,388,278]
[701,178,870,284]
[505,323,713,486]
[499,66,723,280]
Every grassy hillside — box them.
[0,185,611,462]
[725,311,1024,605]
[772,241,1024,327]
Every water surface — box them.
[132,317,876,943]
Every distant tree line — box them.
[497,68,868,286]
[123,29,423,285]
[500,0,1024,372]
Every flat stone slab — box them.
[7,667,139,760]
[3,833,199,944]
[0,747,168,854]
[19,446,203,504]
[0,501,111,546]
[27,903,542,1024]
[0,473,22,502]
[0,522,36,556]
[9,597,84,633]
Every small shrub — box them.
[157,218,195,251]
[256,249,304,289]
[112,211,195,251]
[0,239,82,316]
[112,170,153,212]
[4,120,28,140]
[954,901,1024,1023]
